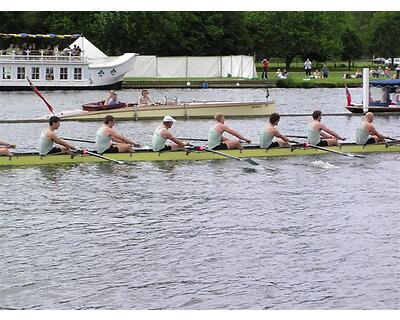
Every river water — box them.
[0,88,399,309]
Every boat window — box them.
[17,67,26,80]
[370,87,387,105]
[31,67,40,80]
[74,67,82,80]
[45,67,54,81]
[60,67,68,80]
[2,66,11,80]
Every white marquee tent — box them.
[126,55,257,79]
[69,36,107,60]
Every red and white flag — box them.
[345,85,352,106]
[26,77,55,115]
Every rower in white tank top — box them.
[355,112,388,145]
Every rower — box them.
[207,112,251,150]
[152,115,187,151]
[94,115,138,154]
[307,110,345,146]
[39,116,75,155]
[356,112,389,145]
[0,139,15,156]
[260,112,290,148]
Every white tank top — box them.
[152,125,168,151]
[356,122,370,145]
[307,123,321,145]
[39,128,54,155]
[260,126,274,148]
[95,126,112,154]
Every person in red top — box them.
[261,57,269,80]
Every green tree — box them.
[341,27,363,70]
[245,12,346,70]
[369,12,400,69]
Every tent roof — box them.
[69,36,107,60]
[370,80,400,87]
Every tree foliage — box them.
[369,12,400,68]
[0,11,391,69]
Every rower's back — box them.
[307,120,322,145]
[356,120,370,145]
[95,126,112,154]
[152,125,168,151]
[208,122,224,149]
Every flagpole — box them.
[362,68,369,114]
[26,77,55,115]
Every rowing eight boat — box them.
[1,143,399,167]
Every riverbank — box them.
[123,71,372,89]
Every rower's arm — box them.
[111,131,136,145]
[223,125,251,143]
[162,131,186,148]
[0,139,10,146]
[319,124,345,140]
[367,124,387,140]
[50,132,75,150]
[271,127,289,142]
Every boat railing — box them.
[0,49,87,63]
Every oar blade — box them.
[348,153,366,158]
[244,158,260,166]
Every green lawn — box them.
[263,71,364,87]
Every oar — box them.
[286,135,308,139]
[177,137,208,142]
[304,143,366,158]
[62,137,141,148]
[80,149,130,165]
[196,145,259,166]
[177,137,251,144]
[286,135,327,140]
[0,144,16,148]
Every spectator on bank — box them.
[304,58,312,77]
[377,66,384,77]
[277,69,288,79]
[261,57,269,80]
[396,65,400,79]
[275,69,281,77]
[354,69,362,78]
[383,67,391,80]
[312,69,321,79]
[343,72,351,79]
[321,64,329,78]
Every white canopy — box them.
[126,55,257,78]
[69,36,107,60]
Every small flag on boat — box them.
[26,77,55,115]
[345,85,352,106]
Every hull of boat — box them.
[54,101,277,121]
[345,105,400,113]
[1,143,398,167]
